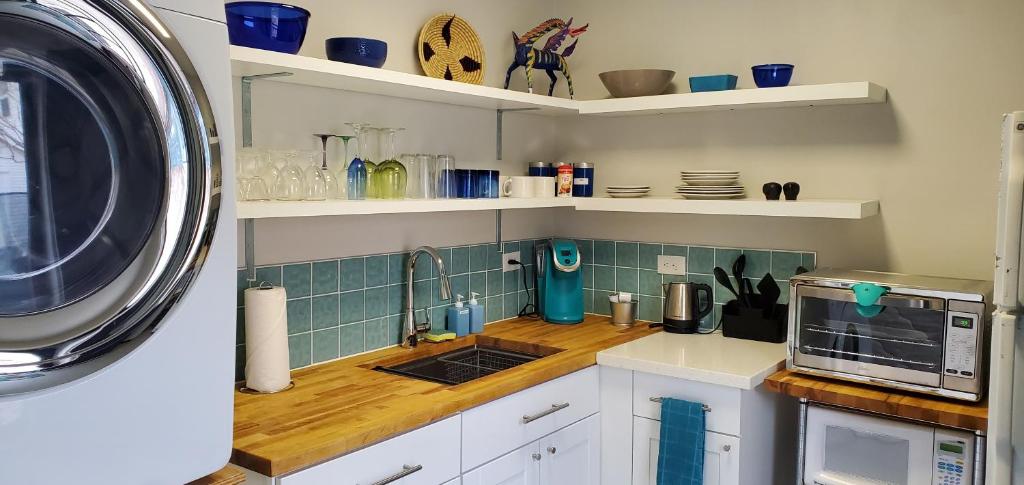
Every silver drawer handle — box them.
[522,402,570,424]
[649,397,711,412]
[366,464,423,485]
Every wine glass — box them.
[376,128,407,199]
[273,150,306,201]
[237,147,270,201]
[300,150,328,201]
[344,124,370,200]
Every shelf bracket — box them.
[240,72,292,148]
[495,108,540,160]
[495,209,503,252]
[240,72,290,282]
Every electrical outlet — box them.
[503,251,521,272]
[658,255,687,276]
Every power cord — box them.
[508,259,539,318]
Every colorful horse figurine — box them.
[504,18,588,99]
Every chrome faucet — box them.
[402,246,452,348]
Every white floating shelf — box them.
[230,47,887,117]
[236,198,575,219]
[230,46,577,115]
[572,197,879,219]
[238,197,877,220]
[577,82,887,116]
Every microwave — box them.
[804,404,978,485]
[788,269,992,401]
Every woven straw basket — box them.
[418,13,485,85]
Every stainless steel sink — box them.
[374,344,544,385]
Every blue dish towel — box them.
[656,398,706,485]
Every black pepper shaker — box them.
[762,182,782,200]
[783,182,801,201]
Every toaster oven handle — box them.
[798,285,946,310]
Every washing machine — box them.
[0,0,235,483]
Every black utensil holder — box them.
[721,300,788,343]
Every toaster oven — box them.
[788,269,992,401]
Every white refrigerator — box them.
[991,111,1024,485]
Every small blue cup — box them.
[326,37,388,68]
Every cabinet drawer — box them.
[280,415,460,485]
[632,372,741,436]
[462,366,599,471]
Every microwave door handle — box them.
[812,471,878,485]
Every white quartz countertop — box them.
[596,331,787,390]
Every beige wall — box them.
[235,0,1024,281]
[545,0,1024,280]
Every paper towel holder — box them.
[239,381,295,394]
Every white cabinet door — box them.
[631,416,740,485]
[538,414,600,485]
[462,442,540,485]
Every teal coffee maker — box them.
[535,239,584,324]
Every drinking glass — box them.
[344,124,371,200]
[476,170,499,199]
[415,154,436,199]
[376,128,407,199]
[435,154,456,199]
[237,147,270,200]
[300,150,328,201]
[455,169,473,199]
[273,150,306,201]
[400,154,421,198]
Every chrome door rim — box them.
[0,0,221,394]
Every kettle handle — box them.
[694,283,714,321]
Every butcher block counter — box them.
[231,315,658,477]
[764,369,988,431]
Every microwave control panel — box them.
[933,427,974,484]
[943,310,979,379]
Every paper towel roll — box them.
[244,286,291,392]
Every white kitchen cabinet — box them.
[631,416,740,485]
[277,415,461,485]
[463,414,600,485]
[599,365,797,485]
[461,442,539,485]
[537,413,600,485]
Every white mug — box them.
[503,176,533,198]
[532,176,556,198]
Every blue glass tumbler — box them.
[455,169,473,199]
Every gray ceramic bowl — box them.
[599,69,676,98]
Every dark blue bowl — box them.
[752,64,794,88]
[326,37,388,68]
[225,2,310,54]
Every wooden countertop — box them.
[764,369,988,432]
[188,465,246,485]
[232,315,658,477]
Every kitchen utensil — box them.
[744,278,755,307]
[732,254,747,306]
[688,74,738,92]
[784,182,801,200]
[752,63,794,88]
[763,182,782,200]
[325,37,387,68]
[598,69,676,98]
[609,295,639,326]
[757,273,781,318]
[608,185,651,190]
[713,267,739,300]
[662,282,713,334]
[682,178,740,186]
[504,176,533,198]
[225,2,310,54]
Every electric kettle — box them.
[661,281,713,334]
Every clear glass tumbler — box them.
[435,154,456,199]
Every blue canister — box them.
[572,162,594,197]
[528,161,549,177]
[456,169,474,198]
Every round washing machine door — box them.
[0,0,220,394]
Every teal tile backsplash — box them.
[235,237,815,380]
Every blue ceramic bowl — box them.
[689,74,738,92]
[326,38,388,68]
[225,2,310,54]
[751,64,794,88]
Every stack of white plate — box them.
[606,185,651,198]
[677,170,744,199]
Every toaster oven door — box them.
[793,285,946,387]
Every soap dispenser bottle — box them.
[447,294,471,337]
[468,292,485,334]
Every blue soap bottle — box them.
[468,291,485,334]
[447,294,471,337]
